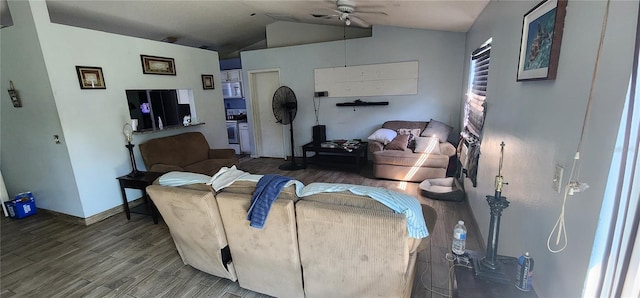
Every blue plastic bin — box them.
[5,192,37,219]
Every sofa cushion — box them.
[382,120,428,132]
[440,142,457,157]
[414,136,441,154]
[301,190,390,212]
[146,185,237,281]
[373,163,447,182]
[140,132,210,168]
[302,191,424,251]
[148,163,185,173]
[184,158,237,176]
[296,200,411,298]
[421,119,453,141]
[367,128,397,145]
[220,180,299,201]
[385,134,410,151]
[216,192,304,297]
[373,149,450,167]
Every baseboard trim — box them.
[40,198,145,226]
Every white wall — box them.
[242,25,466,157]
[267,21,371,48]
[1,0,227,218]
[463,1,637,296]
[0,0,82,216]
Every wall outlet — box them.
[553,165,563,193]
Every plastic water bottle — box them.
[452,220,467,255]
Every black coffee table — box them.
[302,141,368,172]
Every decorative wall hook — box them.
[8,81,22,108]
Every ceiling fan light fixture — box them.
[162,36,178,43]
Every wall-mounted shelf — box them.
[133,122,205,135]
[336,101,389,107]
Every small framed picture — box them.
[140,55,176,75]
[202,74,214,89]
[76,66,106,89]
[516,0,568,81]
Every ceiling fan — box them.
[311,0,387,27]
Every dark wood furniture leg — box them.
[118,179,131,220]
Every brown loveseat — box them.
[139,132,237,176]
[370,120,457,182]
[147,178,436,298]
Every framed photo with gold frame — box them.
[516,0,567,81]
[202,74,214,89]
[76,66,106,89]
[140,55,176,75]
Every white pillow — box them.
[368,128,398,145]
[413,136,441,154]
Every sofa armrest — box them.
[148,164,185,174]
[369,141,384,153]
[440,142,456,157]
[209,148,237,159]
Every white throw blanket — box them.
[207,166,304,195]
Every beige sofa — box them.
[147,179,436,298]
[370,120,457,182]
[139,132,238,176]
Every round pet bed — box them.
[419,177,465,202]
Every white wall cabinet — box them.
[221,69,242,82]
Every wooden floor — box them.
[1,158,483,298]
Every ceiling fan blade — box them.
[354,10,388,16]
[348,15,370,28]
[311,13,334,19]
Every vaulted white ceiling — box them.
[1,0,490,57]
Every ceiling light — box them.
[162,36,178,43]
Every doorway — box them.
[247,69,285,158]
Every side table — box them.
[116,171,163,224]
[453,250,537,297]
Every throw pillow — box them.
[414,136,442,154]
[385,134,410,151]
[421,119,453,141]
[397,128,421,149]
[368,128,398,145]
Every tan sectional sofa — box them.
[147,179,436,298]
[370,120,457,182]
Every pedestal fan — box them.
[273,86,303,171]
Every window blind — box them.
[463,44,491,142]
[461,43,491,187]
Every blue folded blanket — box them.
[246,174,293,229]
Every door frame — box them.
[246,69,284,158]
